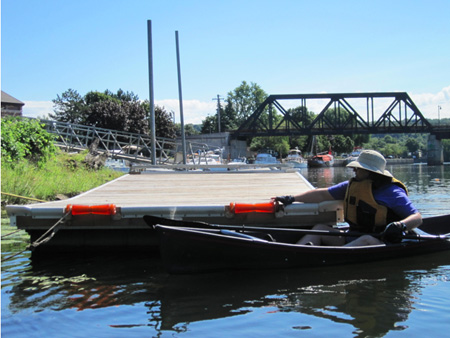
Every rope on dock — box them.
[1,211,71,262]
[1,191,48,203]
[29,211,71,249]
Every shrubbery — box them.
[1,118,124,204]
[1,117,57,167]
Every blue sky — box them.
[2,0,449,124]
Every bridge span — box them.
[234,92,450,137]
[232,92,449,164]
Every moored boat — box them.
[227,157,248,171]
[145,214,450,274]
[254,153,280,164]
[187,150,227,171]
[307,152,334,167]
[344,150,363,165]
[307,136,334,167]
[285,148,307,168]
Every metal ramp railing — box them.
[38,119,216,165]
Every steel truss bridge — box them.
[233,92,450,139]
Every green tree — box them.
[200,81,267,133]
[282,106,316,152]
[52,89,176,139]
[405,138,421,153]
[84,91,117,106]
[352,134,370,147]
[104,89,139,102]
[51,88,86,124]
[288,135,309,153]
[200,115,218,134]
[153,105,177,139]
[288,106,315,128]
[443,139,450,161]
[332,135,355,154]
[249,136,290,157]
[226,81,268,124]
[383,143,403,157]
[383,135,396,144]
[85,100,129,132]
[175,123,200,136]
[140,102,177,139]
[220,99,239,131]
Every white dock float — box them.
[6,171,343,252]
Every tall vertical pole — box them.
[213,94,222,133]
[438,105,442,125]
[217,94,221,133]
[147,20,157,164]
[175,31,187,164]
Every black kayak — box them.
[144,214,450,274]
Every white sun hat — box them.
[346,150,393,177]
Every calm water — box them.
[2,164,450,337]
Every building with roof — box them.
[1,91,25,117]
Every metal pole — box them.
[147,20,157,164]
[213,95,222,132]
[175,31,187,164]
[438,105,441,125]
[217,94,221,133]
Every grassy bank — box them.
[1,150,124,205]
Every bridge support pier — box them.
[427,134,444,165]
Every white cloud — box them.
[410,86,450,119]
[155,99,216,124]
[22,101,54,119]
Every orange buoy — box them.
[230,201,277,214]
[65,204,116,216]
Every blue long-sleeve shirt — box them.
[328,181,419,219]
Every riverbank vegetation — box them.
[1,117,123,205]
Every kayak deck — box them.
[155,223,450,274]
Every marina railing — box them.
[38,119,215,165]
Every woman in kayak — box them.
[274,150,422,246]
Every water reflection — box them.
[300,164,449,190]
[5,253,164,314]
[4,250,450,337]
[3,164,450,337]
[300,164,450,217]
[153,253,450,336]
[299,166,354,187]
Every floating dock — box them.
[6,170,343,252]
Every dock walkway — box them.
[7,171,343,252]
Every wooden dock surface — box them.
[8,170,346,252]
[29,171,314,209]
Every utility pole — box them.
[212,94,223,133]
